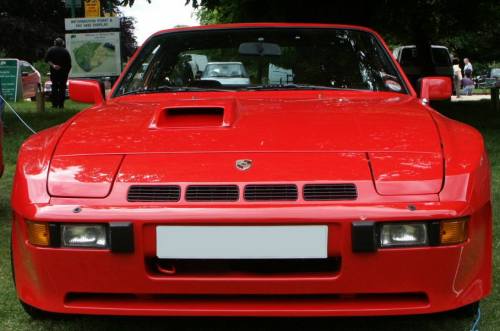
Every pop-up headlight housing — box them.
[48,155,122,198]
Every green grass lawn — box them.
[0,100,498,330]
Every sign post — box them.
[0,59,22,101]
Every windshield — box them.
[115,27,407,96]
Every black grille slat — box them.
[244,184,298,201]
[186,185,239,201]
[303,184,357,201]
[128,185,181,202]
[128,183,357,202]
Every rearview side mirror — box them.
[419,77,452,101]
[239,42,282,56]
[69,79,105,104]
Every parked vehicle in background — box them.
[12,23,490,319]
[19,61,41,100]
[490,68,500,80]
[475,68,500,89]
[392,45,453,89]
[201,62,250,85]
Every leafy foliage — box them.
[0,0,67,61]
[0,0,139,63]
[119,0,151,6]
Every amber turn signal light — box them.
[27,222,50,246]
[440,218,468,245]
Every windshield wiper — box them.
[241,84,342,91]
[120,85,232,96]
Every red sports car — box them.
[11,24,491,318]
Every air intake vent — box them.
[156,107,225,128]
[244,184,298,201]
[128,185,181,202]
[303,184,357,201]
[186,185,239,201]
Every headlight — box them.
[61,224,107,248]
[380,223,428,247]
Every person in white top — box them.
[453,58,462,98]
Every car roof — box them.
[151,23,379,40]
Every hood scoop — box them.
[150,101,236,129]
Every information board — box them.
[66,32,121,77]
[0,59,21,101]
[65,17,120,31]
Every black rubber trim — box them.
[352,221,377,253]
[48,223,61,248]
[428,221,441,246]
[110,222,134,253]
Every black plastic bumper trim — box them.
[110,222,134,253]
[352,221,378,253]
[49,223,61,248]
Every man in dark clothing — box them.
[45,38,71,109]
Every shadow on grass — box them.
[23,312,473,331]
[433,99,500,130]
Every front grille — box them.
[185,185,239,201]
[127,183,358,202]
[303,184,357,201]
[127,185,180,202]
[244,184,298,201]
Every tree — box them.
[120,16,138,59]
[0,0,139,62]
[0,0,67,61]
[119,0,151,7]
[187,0,500,66]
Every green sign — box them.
[65,0,82,8]
[0,59,21,101]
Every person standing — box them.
[45,38,71,109]
[462,71,475,96]
[453,58,462,98]
[464,58,473,76]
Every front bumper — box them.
[12,201,492,317]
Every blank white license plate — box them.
[156,226,328,259]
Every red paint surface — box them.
[11,23,492,317]
[420,77,452,101]
[68,80,104,105]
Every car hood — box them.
[48,92,444,198]
[54,92,441,155]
